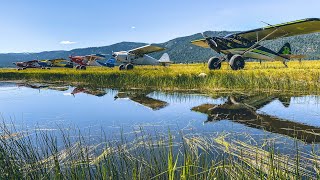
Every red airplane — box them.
[69,54,106,70]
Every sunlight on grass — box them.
[1,61,320,92]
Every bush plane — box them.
[38,58,73,68]
[69,54,115,70]
[13,60,45,70]
[112,44,172,70]
[191,18,320,70]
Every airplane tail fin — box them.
[96,57,115,68]
[105,58,116,67]
[278,42,306,60]
[278,43,291,55]
[158,53,171,63]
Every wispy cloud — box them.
[131,26,136,29]
[60,41,77,45]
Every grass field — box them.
[1,61,320,93]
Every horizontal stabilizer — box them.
[282,54,306,60]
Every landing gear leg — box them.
[282,61,288,68]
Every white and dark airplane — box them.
[111,44,172,70]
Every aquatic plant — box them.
[0,123,319,179]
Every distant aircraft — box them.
[38,58,73,68]
[13,60,45,70]
[191,18,320,70]
[112,44,172,70]
[69,54,115,70]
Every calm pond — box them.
[0,81,320,152]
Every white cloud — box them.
[131,26,136,29]
[60,41,77,45]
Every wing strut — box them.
[242,28,280,56]
[242,21,290,56]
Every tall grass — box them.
[0,123,319,179]
[1,61,320,93]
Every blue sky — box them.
[0,0,319,53]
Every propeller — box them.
[202,32,220,53]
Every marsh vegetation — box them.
[1,61,320,93]
[0,124,319,179]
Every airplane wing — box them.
[128,45,165,55]
[191,39,210,48]
[228,18,320,41]
[85,54,106,62]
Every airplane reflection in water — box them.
[71,87,107,97]
[192,94,320,143]
[114,91,168,110]
[16,82,69,91]
[15,82,168,110]
[69,87,168,110]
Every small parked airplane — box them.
[191,18,320,70]
[69,54,115,70]
[38,58,73,68]
[112,44,172,70]
[13,60,44,70]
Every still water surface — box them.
[0,81,320,151]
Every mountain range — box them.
[0,31,319,67]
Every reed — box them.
[1,61,320,93]
[0,123,319,179]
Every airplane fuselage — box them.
[209,36,288,62]
[13,60,41,68]
[113,51,159,65]
[69,56,88,66]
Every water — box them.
[0,81,320,151]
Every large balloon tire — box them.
[229,55,245,70]
[125,64,134,70]
[208,57,221,70]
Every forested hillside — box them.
[0,31,319,67]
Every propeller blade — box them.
[202,32,217,47]
[208,38,218,48]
